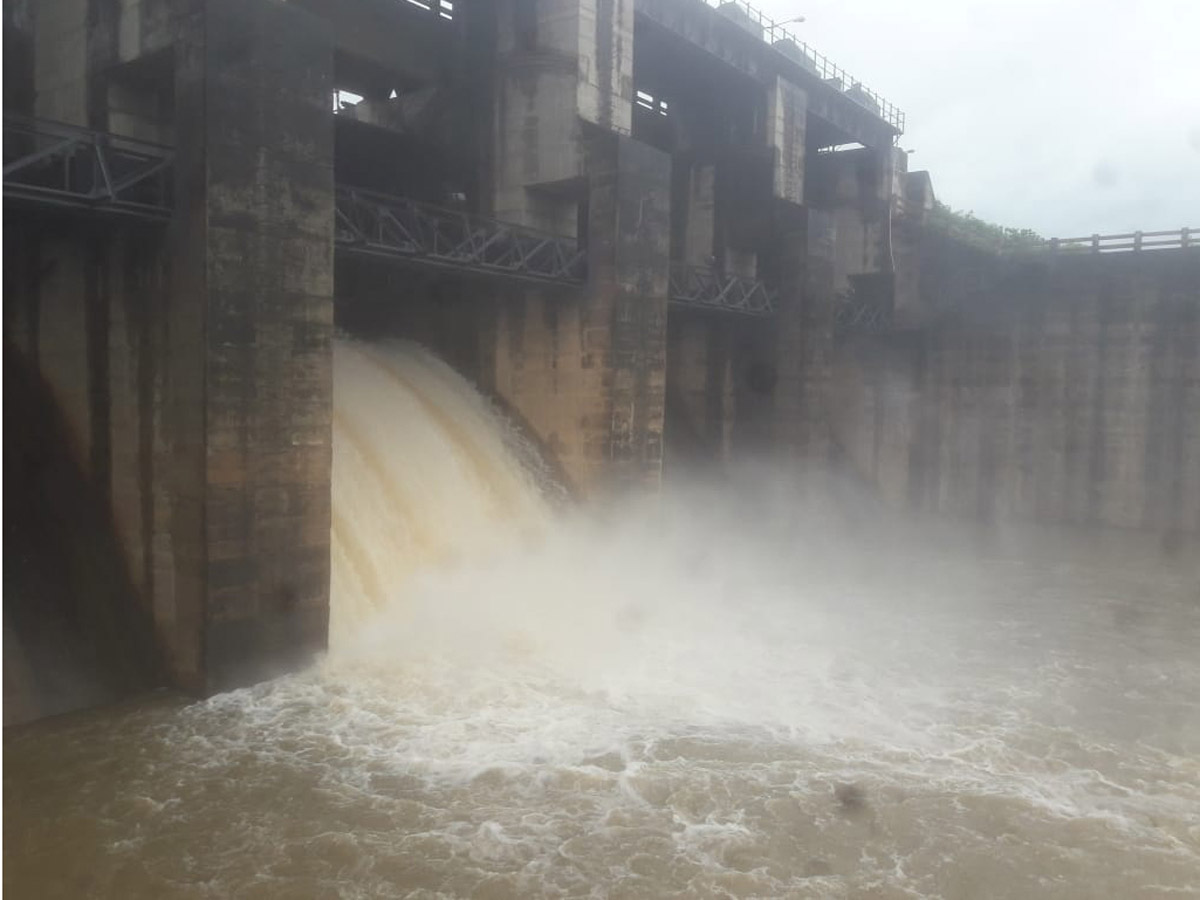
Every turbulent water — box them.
[6,340,1200,899]
[329,340,554,647]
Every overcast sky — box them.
[755,0,1200,237]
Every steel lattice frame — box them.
[833,299,892,334]
[334,186,587,285]
[3,116,173,219]
[668,263,777,316]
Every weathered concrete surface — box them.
[768,204,837,460]
[477,0,668,494]
[5,0,334,710]
[664,311,758,471]
[766,76,806,204]
[3,222,166,725]
[492,133,671,494]
[833,243,1200,534]
[3,0,34,115]
[891,170,936,326]
[806,146,905,299]
[635,0,897,150]
[198,0,334,692]
[492,0,634,229]
[675,162,717,266]
[3,342,161,726]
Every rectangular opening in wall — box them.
[816,142,866,154]
[635,89,669,116]
[632,87,675,152]
[332,50,472,205]
[332,49,431,120]
[400,0,454,20]
[105,49,175,145]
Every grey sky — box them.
[757,0,1200,237]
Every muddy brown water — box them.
[6,342,1198,898]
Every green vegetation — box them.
[928,201,1044,253]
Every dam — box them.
[4,0,1200,896]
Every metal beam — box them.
[834,298,891,334]
[668,262,776,316]
[334,186,588,286]
[3,115,173,220]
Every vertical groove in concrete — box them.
[85,234,111,496]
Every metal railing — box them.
[669,262,776,315]
[833,298,891,334]
[700,0,904,133]
[3,115,173,219]
[334,186,588,285]
[1048,228,1194,254]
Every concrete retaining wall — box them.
[833,241,1200,535]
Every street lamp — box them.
[766,14,805,42]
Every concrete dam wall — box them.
[833,239,1200,535]
[4,0,1196,723]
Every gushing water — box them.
[5,340,1199,899]
[329,340,551,647]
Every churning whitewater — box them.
[5,339,1199,899]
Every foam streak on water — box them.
[5,340,1200,899]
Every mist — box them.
[8,339,1197,898]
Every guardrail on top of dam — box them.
[1048,228,1195,254]
[699,0,905,133]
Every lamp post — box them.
[765,14,805,42]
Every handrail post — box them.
[1134,231,1143,251]
[1049,237,1059,253]
[1091,233,1100,253]
[1183,227,1191,249]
